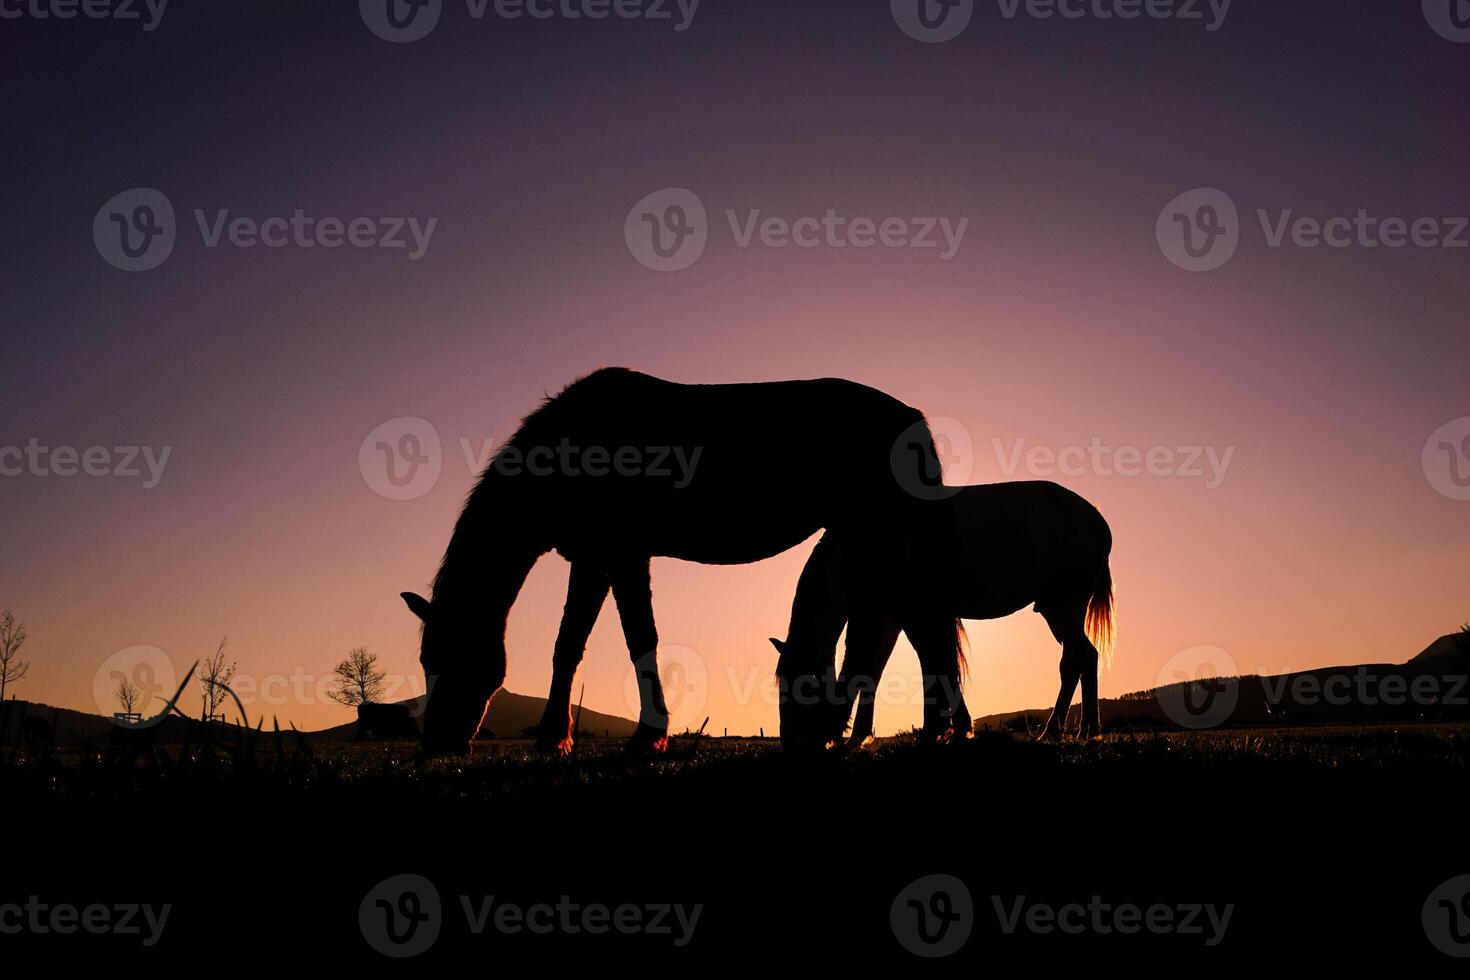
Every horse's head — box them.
[770,636,843,752]
[402,591,503,757]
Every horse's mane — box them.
[430,367,634,597]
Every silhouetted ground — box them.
[5,726,1465,966]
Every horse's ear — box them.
[401,592,432,622]
[768,637,788,656]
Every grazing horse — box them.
[401,368,965,756]
[772,481,1114,743]
[357,702,421,740]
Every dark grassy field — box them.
[6,725,1466,966]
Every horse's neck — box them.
[434,472,548,625]
[787,537,847,659]
[434,536,543,630]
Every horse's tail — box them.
[955,618,969,682]
[1085,560,1115,669]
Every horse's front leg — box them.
[610,557,669,754]
[535,561,609,755]
[848,622,900,747]
[905,610,966,743]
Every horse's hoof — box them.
[846,734,875,750]
[919,726,954,747]
[1037,728,1063,743]
[534,735,575,757]
[624,725,669,755]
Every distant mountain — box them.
[308,689,640,741]
[974,632,1470,733]
[1410,630,1470,663]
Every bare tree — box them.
[198,637,236,722]
[327,647,387,707]
[116,676,142,717]
[0,610,29,706]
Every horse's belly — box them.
[956,594,1034,622]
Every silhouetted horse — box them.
[357,702,421,740]
[772,481,1114,743]
[401,368,964,756]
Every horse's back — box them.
[951,481,1110,618]
[517,369,929,562]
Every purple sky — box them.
[2,1,1467,732]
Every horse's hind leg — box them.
[610,557,669,753]
[906,612,966,741]
[1040,600,1100,740]
[535,561,609,755]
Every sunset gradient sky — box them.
[2,2,1467,733]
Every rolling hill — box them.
[974,630,1470,733]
